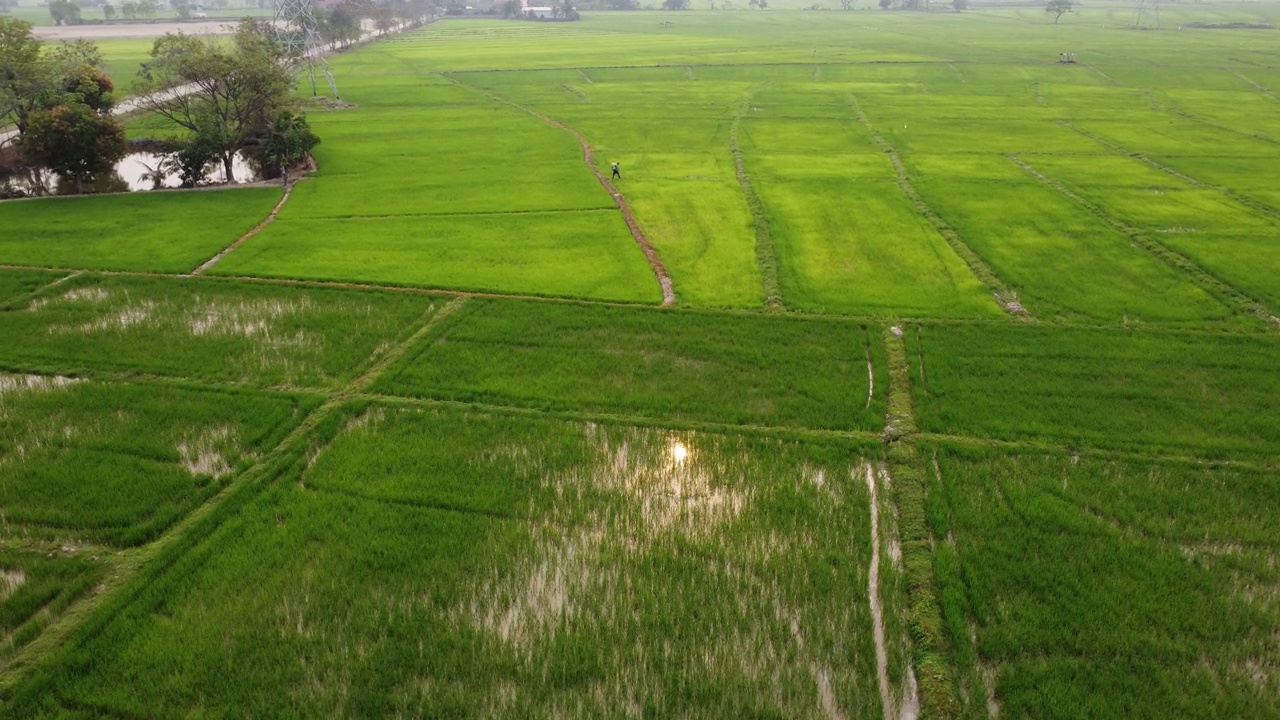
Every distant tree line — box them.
[876,0,968,11]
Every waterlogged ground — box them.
[21,407,904,718]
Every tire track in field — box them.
[729,90,784,310]
[441,74,676,307]
[190,181,297,276]
[1056,119,1280,222]
[848,97,1026,317]
[1009,154,1280,328]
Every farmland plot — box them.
[376,297,888,432]
[907,323,1280,457]
[10,406,907,719]
[0,374,312,546]
[0,274,433,388]
[928,448,1280,720]
[0,190,283,273]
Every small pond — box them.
[0,150,262,198]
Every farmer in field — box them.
[611,162,621,180]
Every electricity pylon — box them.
[272,0,340,99]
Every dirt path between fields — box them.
[553,119,677,307]
[190,180,296,276]
[442,76,675,307]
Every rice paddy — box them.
[1,3,1278,717]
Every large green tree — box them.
[134,19,294,183]
[20,103,127,193]
[2,21,112,143]
[1046,0,1073,23]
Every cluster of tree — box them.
[1,18,126,192]
[134,19,319,185]
[111,1,160,20]
[313,0,434,43]
[495,0,579,20]
[875,0,967,11]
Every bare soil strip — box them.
[443,75,676,307]
[729,91,784,310]
[1010,154,1280,328]
[866,351,875,410]
[190,183,295,276]
[848,97,1025,317]
[866,463,896,720]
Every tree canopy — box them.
[134,19,295,183]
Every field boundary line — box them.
[730,88,784,311]
[1082,63,1123,87]
[880,325,960,718]
[0,270,80,310]
[849,96,1026,318]
[444,59,974,77]
[1226,68,1279,102]
[190,183,295,276]
[347,296,467,394]
[352,391,887,445]
[1010,154,1280,328]
[1056,119,1280,222]
[294,205,618,221]
[1165,105,1280,146]
[441,74,676,307]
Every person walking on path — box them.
[611,161,621,180]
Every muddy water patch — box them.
[0,373,81,397]
[28,287,111,311]
[0,568,26,602]
[176,425,240,479]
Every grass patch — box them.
[0,190,283,273]
[928,447,1280,719]
[0,274,433,388]
[376,298,888,432]
[908,323,1280,457]
[0,375,314,546]
[211,211,661,303]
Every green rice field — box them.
[1,3,1278,717]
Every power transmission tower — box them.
[1132,0,1161,29]
[273,0,340,99]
